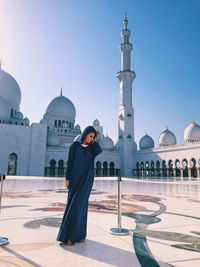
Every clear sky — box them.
[0,0,200,146]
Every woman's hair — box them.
[80,126,97,143]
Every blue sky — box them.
[0,0,200,146]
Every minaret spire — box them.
[60,87,63,96]
[117,17,136,177]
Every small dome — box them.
[47,132,60,146]
[184,121,200,143]
[15,111,23,120]
[23,117,30,125]
[45,95,76,119]
[0,69,21,106]
[74,134,81,142]
[115,140,119,149]
[40,118,49,124]
[75,124,81,130]
[100,135,114,150]
[139,133,154,150]
[93,119,100,126]
[159,128,176,147]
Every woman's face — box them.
[84,132,95,144]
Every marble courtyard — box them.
[0,177,200,267]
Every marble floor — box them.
[0,176,200,267]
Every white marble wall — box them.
[0,123,47,176]
[29,123,47,176]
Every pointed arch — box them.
[190,158,197,178]
[182,159,188,178]
[49,159,56,177]
[7,153,18,175]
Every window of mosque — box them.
[54,120,57,126]
[58,160,65,176]
[145,162,149,168]
[175,160,180,167]
[103,161,108,176]
[127,113,132,117]
[119,114,123,120]
[190,158,196,167]
[168,160,173,167]
[141,162,144,169]
[58,120,61,126]
[96,161,101,167]
[109,162,115,176]
[182,159,188,167]
[96,161,101,176]
[7,153,18,175]
[65,130,67,133]
[49,159,56,176]
[110,162,114,168]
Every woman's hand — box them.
[64,180,70,189]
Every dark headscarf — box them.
[80,126,97,144]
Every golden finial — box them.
[123,12,128,29]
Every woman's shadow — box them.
[59,239,170,267]
[60,238,139,267]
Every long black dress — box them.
[57,139,102,244]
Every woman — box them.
[57,126,102,246]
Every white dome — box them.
[15,111,23,120]
[47,132,60,146]
[184,121,200,142]
[74,134,81,142]
[159,128,176,147]
[0,69,21,106]
[115,140,119,149]
[45,95,76,119]
[93,118,100,126]
[139,134,154,150]
[100,136,114,150]
[132,141,137,152]
[0,96,10,117]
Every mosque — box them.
[0,18,200,179]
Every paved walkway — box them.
[0,177,200,267]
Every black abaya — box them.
[57,137,102,244]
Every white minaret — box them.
[117,15,137,177]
